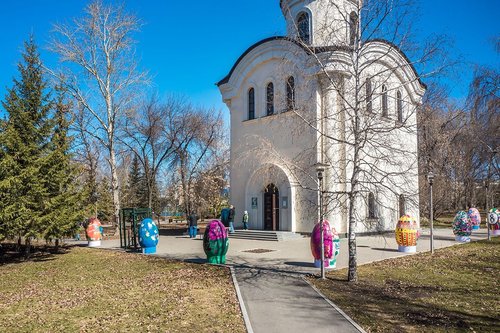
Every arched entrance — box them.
[264,184,279,231]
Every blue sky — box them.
[0,0,498,114]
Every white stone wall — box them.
[281,0,359,46]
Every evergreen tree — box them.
[40,85,86,249]
[95,177,114,222]
[0,37,52,254]
[124,155,148,208]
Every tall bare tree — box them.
[120,96,182,210]
[277,0,450,281]
[50,0,148,226]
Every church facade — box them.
[218,0,426,234]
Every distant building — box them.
[218,0,425,233]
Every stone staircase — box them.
[229,230,303,242]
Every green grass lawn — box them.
[0,245,245,333]
[310,238,499,333]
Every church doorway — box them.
[264,184,279,231]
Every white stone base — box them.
[88,240,101,247]
[314,259,336,269]
[492,230,500,236]
[455,236,470,243]
[398,245,416,253]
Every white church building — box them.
[218,0,426,235]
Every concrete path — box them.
[94,228,490,333]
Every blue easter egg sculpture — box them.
[139,218,159,254]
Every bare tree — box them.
[120,96,183,210]
[169,105,226,217]
[276,0,450,282]
[49,0,148,226]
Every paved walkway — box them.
[95,228,490,333]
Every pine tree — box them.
[124,155,148,208]
[40,85,86,250]
[0,37,52,255]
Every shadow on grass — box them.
[0,242,72,266]
[311,270,498,332]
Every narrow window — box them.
[297,12,311,44]
[399,194,406,217]
[286,76,295,111]
[397,90,403,122]
[266,82,274,116]
[365,78,372,113]
[368,192,376,219]
[382,85,388,117]
[248,88,255,120]
[349,12,358,46]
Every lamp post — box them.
[427,171,435,254]
[485,180,491,241]
[315,163,328,279]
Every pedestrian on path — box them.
[242,210,249,230]
[188,212,198,238]
[229,205,235,233]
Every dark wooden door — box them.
[264,184,279,231]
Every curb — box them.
[230,267,254,333]
[303,277,367,333]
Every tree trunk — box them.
[55,238,60,252]
[347,193,358,282]
[16,235,22,253]
[24,237,31,259]
[109,145,121,235]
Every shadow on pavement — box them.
[371,247,400,252]
[284,261,315,268]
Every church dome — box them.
[280,0,360,47]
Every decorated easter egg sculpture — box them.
[86,217,103,247]
[395,215,418,253]
[203,220,229,264]
[467,208,481,230]
[488,208,500,236]
[310,220,339,268]
[139,218,159,254]
[453,211,472,242]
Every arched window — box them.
[266,82,274,116]
[297,12,311,44]
[381,85,388,117]
[397,90,403,122]
[368,192,376,219]
[365,78,372,113]
[248,88,255,120]
[286,76,295,111]
[349,12,358,46]
[399,194,406,217]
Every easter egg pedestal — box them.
[207,255,226,265]
[142,246,156,254]
[455,235,471,243]
[88,240,101,247]
[398,245,416,253]
[314,259,336,269]
[492,230,500,236]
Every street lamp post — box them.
[427,171,435,254]
[316,163,328,279]
[485,180,491,241]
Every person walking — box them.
[228,205,235,233]
[188,212,199,238]
[242,211,249,230]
